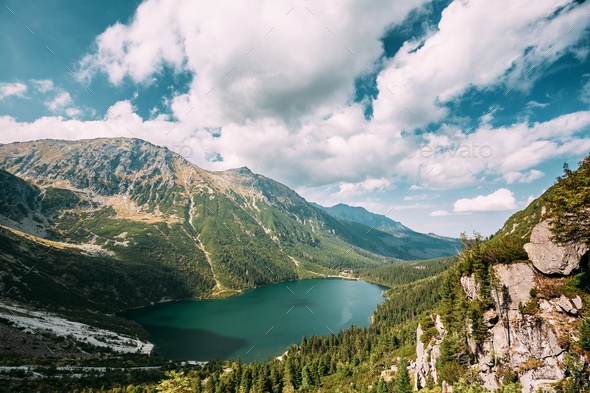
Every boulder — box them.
[414,325,427,390]
[572,295,583,310]
[555,295,576,315]
[414,316,443,390]
[524,220,588,276]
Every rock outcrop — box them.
[459,262,584,392]
[460,274,479,300]
[492,262,536,313]
[414,315,445,390]
[524,220,588,275]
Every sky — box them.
[1,0,590,238]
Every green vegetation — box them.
[546,157,590,244]
[361,256,457,288]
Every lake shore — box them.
[119,274,383,314]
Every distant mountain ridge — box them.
[311,202,408,230]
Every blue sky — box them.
[1,0,590,237]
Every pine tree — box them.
[301,364,311,390]
[156,371,192,393]
[396,359,412,393]
[256,367,271,393]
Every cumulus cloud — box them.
[398,110,590,190]
[503,169,545,184]
[454,188,518,212]
[372,0,590,129]
[77,0,429,126]
[0,82,27,100]
[330,178,392,199]
[45,92,74,113]
[430,210,451,216]
[0,0,589,197]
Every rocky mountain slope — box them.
[413,156,590,392]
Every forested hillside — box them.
[145,155,590,393]
[5,256,452,392]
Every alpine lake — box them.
[122,278,388,363]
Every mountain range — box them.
[0,138,459,314]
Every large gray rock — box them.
[493,262,536,311]
[414,325,426,391]
[524,220,588,275]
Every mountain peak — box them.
[227,166,253,175]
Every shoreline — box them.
[119,274,378,314]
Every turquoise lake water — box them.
[122,277,388,363]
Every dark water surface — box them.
[122,278,387,363]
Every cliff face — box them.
[414,218,589,392]
[463,262,579,392]
[415,315,445,390]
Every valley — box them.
[1,138,589,393]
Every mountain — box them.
[314,202,461,259]
[311,202,408,230]
[0,137,459,310]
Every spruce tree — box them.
[396,359,412,393]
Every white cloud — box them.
[65,107,82,118]
[331,178,392,199]
[0,82,27,99]
[526,100,550,108]
[30,79,54,93]
[454,188,518,212]
[78,0,429,126]
[398,110,590,190]
[430,210,451,216]
[372,0,590,130]
[45,92,74,113]
[503,169,545,184]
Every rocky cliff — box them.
[415,315,446,390]
[414,217,590,392]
